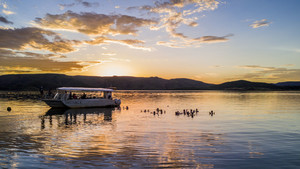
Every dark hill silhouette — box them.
[0,74,213,90]
[0,74,299,91]
[213,80,279,90]
[275,81,300,90]
[276,81,300,86]
[0,74,85,91]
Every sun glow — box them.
[96,63,134,76]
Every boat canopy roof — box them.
[57,87,114,92]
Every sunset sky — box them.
[0,0,300,83]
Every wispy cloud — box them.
[250,19,271,28]
[129,0,231,47]
[157,34,233,48]
[193,34,233,43]
[85,36,151,51]
[98,57,131,64]
[1,2,8,9]
[2,9,15,15]
[237,65,300,82]
[0,15,13,24]
[130,0,219,38]
[277,47,300,53]
[102,53,116,56]
[109,57,131,62]
[59,0,99,10]
[1,2,15,15]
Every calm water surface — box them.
[0,91,299,168]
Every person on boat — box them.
[73,93,77,99]
[81,93,87,99]
[107,92,112,100]
[69,92,72,99]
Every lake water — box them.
[0,91,299,168]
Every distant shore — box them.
[1,74,300,91]
[1,89,300,101]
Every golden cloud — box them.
[85,36,151,51]
[35,11,157,36]
[0,49,85,74]
[2,9,15,15]
[0,27,79,53]
[238,65,300,82]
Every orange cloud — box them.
[237,65,300,82]
[0,27,79,53]
[85,36,151,51]
[35,11,157,36]
[0,49,86,74]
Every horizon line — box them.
[1,73,299,85]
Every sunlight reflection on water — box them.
[0,91,300,168]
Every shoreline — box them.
[1,90,300,100]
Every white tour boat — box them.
[43,87,121,108]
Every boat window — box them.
[65,91,104,99]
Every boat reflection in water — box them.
[40,107,119,129]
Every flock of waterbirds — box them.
[137,107,216,118]
[141,108,167,116]
[175,109,216,118]
[6,104,215,117]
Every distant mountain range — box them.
[0,74,299,91]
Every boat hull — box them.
[42,99,67,108]
[62,99,120,108]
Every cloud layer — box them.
[0,0,235,75]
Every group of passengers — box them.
[68,92,87,99]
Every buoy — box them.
[7,107,11,112]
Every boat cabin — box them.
[43,87,121,108]
[55,87,114,100]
